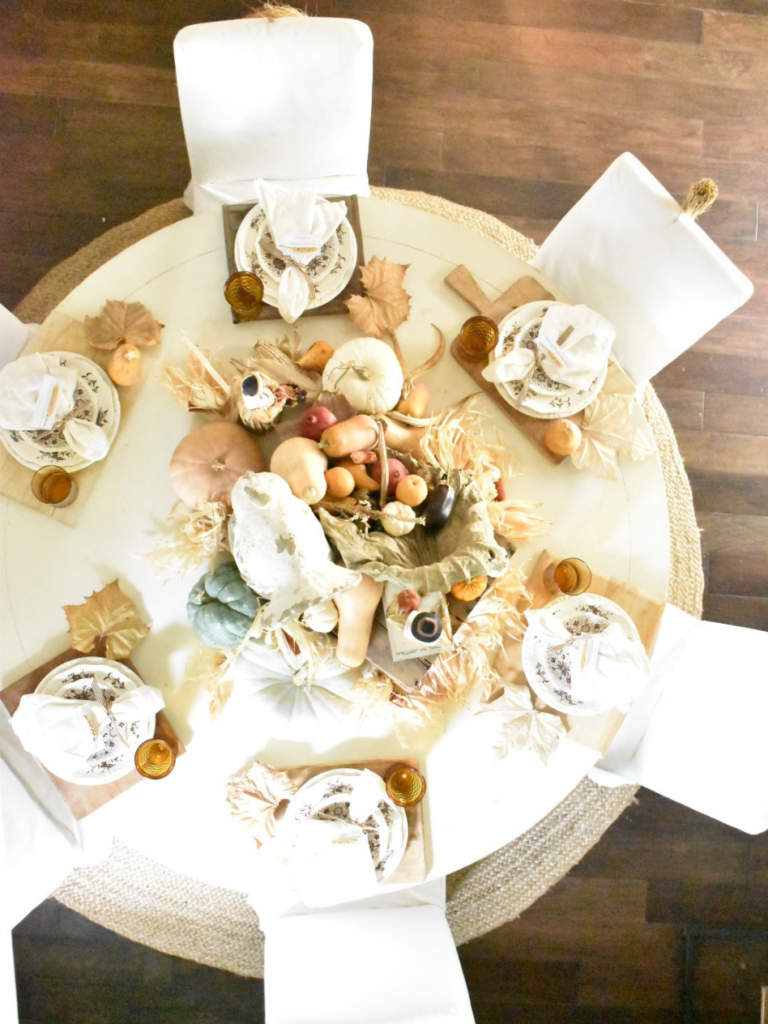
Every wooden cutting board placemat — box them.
[222,195,365,322]
[0,647,184,820]
[0,312,160,525]
[279,757,426,889]
[496,550,665,757]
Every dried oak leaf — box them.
[571,393,657,481]
[226,761,298,847]
[85,299,163,351]
[345,257,411,338]
[479,684,565,763]
[63,580,150,660]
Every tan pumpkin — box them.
[170,421,264,510]
[108,343,142,386]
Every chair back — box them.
[0,304,31,371]
[530,153,753,385]
[174,17,373,212]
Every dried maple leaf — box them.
[345,257,411,338]
[479,684,565,763]
[226,761,298,847]
[571,394,657,481]
[63,580,150,659]
[85,299,163,351]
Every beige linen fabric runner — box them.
[13,189,703,976]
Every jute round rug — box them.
[15,188,704,976]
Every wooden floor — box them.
[3,0,768,1021]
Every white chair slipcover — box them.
[174,17,373,213]
[530,152,754,385]
[597,606,768,835]
[264,880,476,1024]
[0,303,32,371]
[0,763,20,1024]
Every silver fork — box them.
[90,677,130,748]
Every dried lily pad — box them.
[345,257,411,338]
[62,579,150,659]
[319,471,508,593]
[85,299,163,351]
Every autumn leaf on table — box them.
[226,761,298,847]
[84,300,163,351]
[478,684,565,763]
[345,257,411,338]
[63,580,150,659]
[570,393,657,481]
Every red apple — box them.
[298,405,337,441]
[371,457,409,496]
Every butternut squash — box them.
[380,416,426,455]
[336,458,379,492]
[318,414,379,459]
[333,574,384,668]
[270,437,327,504]
[396,381,430,418]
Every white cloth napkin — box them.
[482,345,534,385]
[11,685,165,776]
[0,353,77,430]
[62,417,111,462]
[256,180,347,323]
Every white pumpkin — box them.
[300,599,339,633]
[232,641,359,728]
[381,501,416,536]
[322,338,404,414]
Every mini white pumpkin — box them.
[381,501,416,536]
[322,337,404,414]
[300,599,339,633]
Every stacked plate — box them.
[234,198,358,311]
[34,657,156,785]
[0,351,120,471]
[282,768,408,883]
[521,594,642,715]
[493,301,608,418]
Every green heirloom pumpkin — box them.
[187,561,262,649]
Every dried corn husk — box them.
[148,502,230,575]
[485,499,550,541]
[185,645,237,720]
[417,630,500,710]
[161,339,235,415]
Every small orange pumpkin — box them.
[324,466,356,499]
[450,575,488,602]
[395,474,428,507]
[170,421,264,510]
[108,343,142,386]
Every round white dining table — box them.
[0,197,669,906]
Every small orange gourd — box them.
[336,458,379,492]
[108,343,142,386]
[395,474,428,507]
[324,466,356,499]
[297,341,334,374]
[450,575,488,602]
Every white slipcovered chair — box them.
[173,17,373,213]
[0,765,20,1024]
[0,303,32,371]
[596,607,768,835]
[263,879,476,1023]
[530,152,754,385]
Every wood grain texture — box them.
[4,1,768,1021]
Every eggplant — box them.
[423,484,455,531]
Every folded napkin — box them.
[62,417,111,462]
[11,684,165,776]
[527,609,650,712]
[0,353,77,430]
[483,304,615,391]
[256,179,347,323]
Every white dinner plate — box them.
[0,352,120,471]
[521,594,643,715]
[33,656,155,785]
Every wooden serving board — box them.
[0,312,160,525]
[0,648,184,820]
[495,550,665,757]
[222,195,365,322]
[281,758,427,888]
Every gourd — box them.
[301,599,339,633]
[108,343,142,386]
[170,421,264,510]
[297,341,334,374]
[333,574,384,668]
[396,475,428,507]
[319,415,378,459]
[324,466,356,499]
[322,338,404,414]
[270,437,328,504]
[544,418,582,456]
[186,561,262,648]
[336,458,379,492]
[380,416,426,455]
[396,382,430,418]
[381,501,416,537]
[450,575,488,602]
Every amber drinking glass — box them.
[135,738,176,780]
[543,557,592,597]
[456,315,499,363]
[385,764,427,808]
[31,466,77,507]
[224,271,264,321]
